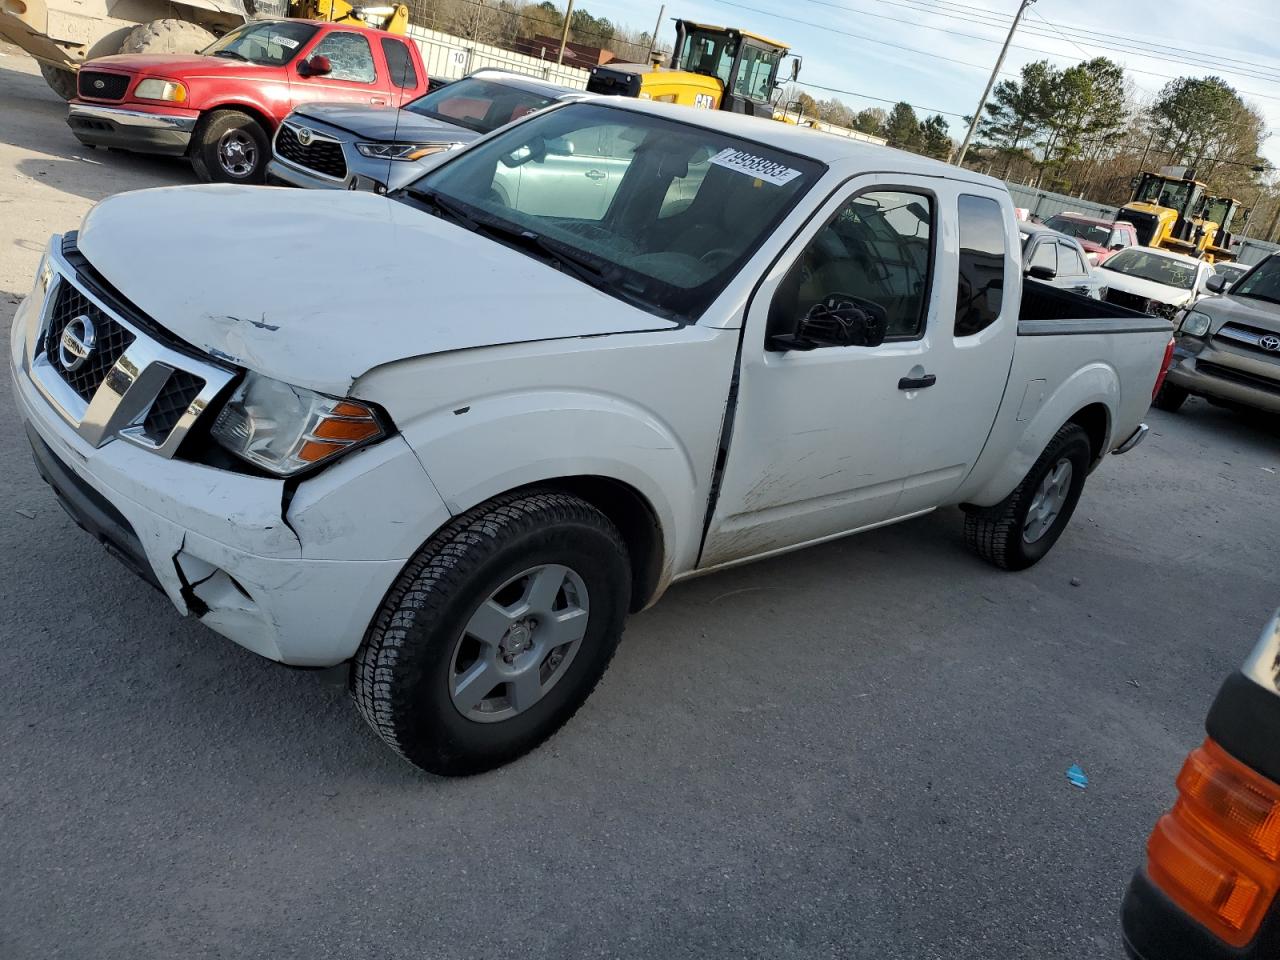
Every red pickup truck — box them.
[66,18,428,184]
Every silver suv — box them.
[1156,253,1280,414]
[267,70,581,193]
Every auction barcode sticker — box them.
[270,34,300,48]
[708,148,801,185]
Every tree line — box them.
[785,92,954,160]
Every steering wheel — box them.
[698,247,736,264]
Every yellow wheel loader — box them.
[1116,168,1225,259]
[585,20,800,119]
[1201,195,1244,263]
[1,0,406,100]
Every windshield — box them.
[678,28,738,86]
[399,102,823,321]
[1229,257,1280,304]
[1043,216,1110,246]
[1135,176,1192,212]
[404,77,558,135]
[1215,263,1247,283]
[1101,249,1197,290]
[201,21,318,66]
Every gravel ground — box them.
[3,43,1279,960]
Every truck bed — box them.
[1018,278,1173,336]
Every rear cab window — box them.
[955,194,1007,337]
[381,37,418,89]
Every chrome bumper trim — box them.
[1111,422,1148,455]
[69,104,197,132]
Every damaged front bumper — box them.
[9,281,447,668]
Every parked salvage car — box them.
[1019,221,1104,299]
[66,19,428,183]
[268,69,579,192]
[1099,247,1217,319]
[1211,261,1249,289]
[1155,253,1280,414]
[12,99,1172,775]
[1121,610,1280,960]
[1042,211,1138,265]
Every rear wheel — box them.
[1153,383,1189,412]
[351,490,631,775]
[119,19,217,56]
[39,63,77,101]
[965,423,1092,571]
[190,110,270,184]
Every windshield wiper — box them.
[401,187,480,232]
[212,49,250,61]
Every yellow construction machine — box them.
[1201,194,1244,263]
[1116,168,1222,259]
[585,20,800,119]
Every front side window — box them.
[381,37,418,89]
[1044,216,1110,247]
[310,32,376,84]
[1101,249,1197,290]
[1109,227,1132,249]
[732,44,781,102]
[1029,240,1056,272]
[768,189,933,344]
[402,103,823,322]
[405,78,556,134]
[1229,257,1280,305]
[202,21,318,66]
[955,194,1006,337]
[680,29,737,86]
[1057,241,1087,277]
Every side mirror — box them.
[767,295,888,352]
[1027,264,1057,281]
[300,54,331,77]
[789,57,801,82]
[1205,274,1227,293]
[1110,241,1125,251]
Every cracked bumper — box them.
[10,292,446,667]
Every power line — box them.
[792,80,968,118]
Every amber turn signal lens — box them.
[1179,741,1280,861]
[298,439,347,462]
[311,417,382,442]
[1147,812,1266,945]
[297,399,383,464]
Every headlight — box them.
[134,79,187,103]
[355,141,455,161]
[211,372,387,476]
[1180,310,1212,337]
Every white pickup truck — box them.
[11,99,1173,775]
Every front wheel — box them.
[964,423,1092,571]
[351,490,631,775]
[1152,382,1189,412]
[190,109,269,184]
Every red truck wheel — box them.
[190,110,270,184]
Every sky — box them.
[575,0,1280,168]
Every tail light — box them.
[1152,336,1176,400]
[1145,739,1280,946]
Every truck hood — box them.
[1202,294,1280,332]
[1098,270,1195,307]
[81,53,272,78]
[76,185,675,395]
[291,102,482,144]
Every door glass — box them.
[1029,239,1056,272]
[1057,242,1086,277]
[768,189,933,343]
[732,44,780,102]
[955,194,1006,337]
[310,32,376,83]
[381,37,417,89]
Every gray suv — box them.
[267,70,581,193]
[1156,253,1280,414]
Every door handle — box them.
[370,97,388,105]
[585,169,606,181]
[898,374,937,390]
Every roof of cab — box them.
[578,97,1004,189]
[679,20,790,50]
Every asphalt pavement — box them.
[3,44,1280,960]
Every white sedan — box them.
[1097,247,1217,318]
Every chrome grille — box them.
[77,71,130,101]
[275,122,347,180]
[23,244,235,458]
[43,282,135,402]
[1216,322,1280,356]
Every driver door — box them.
[699,176,940,569]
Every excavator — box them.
[585,19,800,119]
[1,0,407,100]
[1114,167,1240,261]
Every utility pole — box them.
[645,5,665,65]
[954,0,1035,167]
[557,0,574,66]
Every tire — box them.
[189,109,270,184]
[1152,383,1189,412]
[964,423,1092,571]
[39,63,77,101]
[351,490,632,776]
[119,19,217,56]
